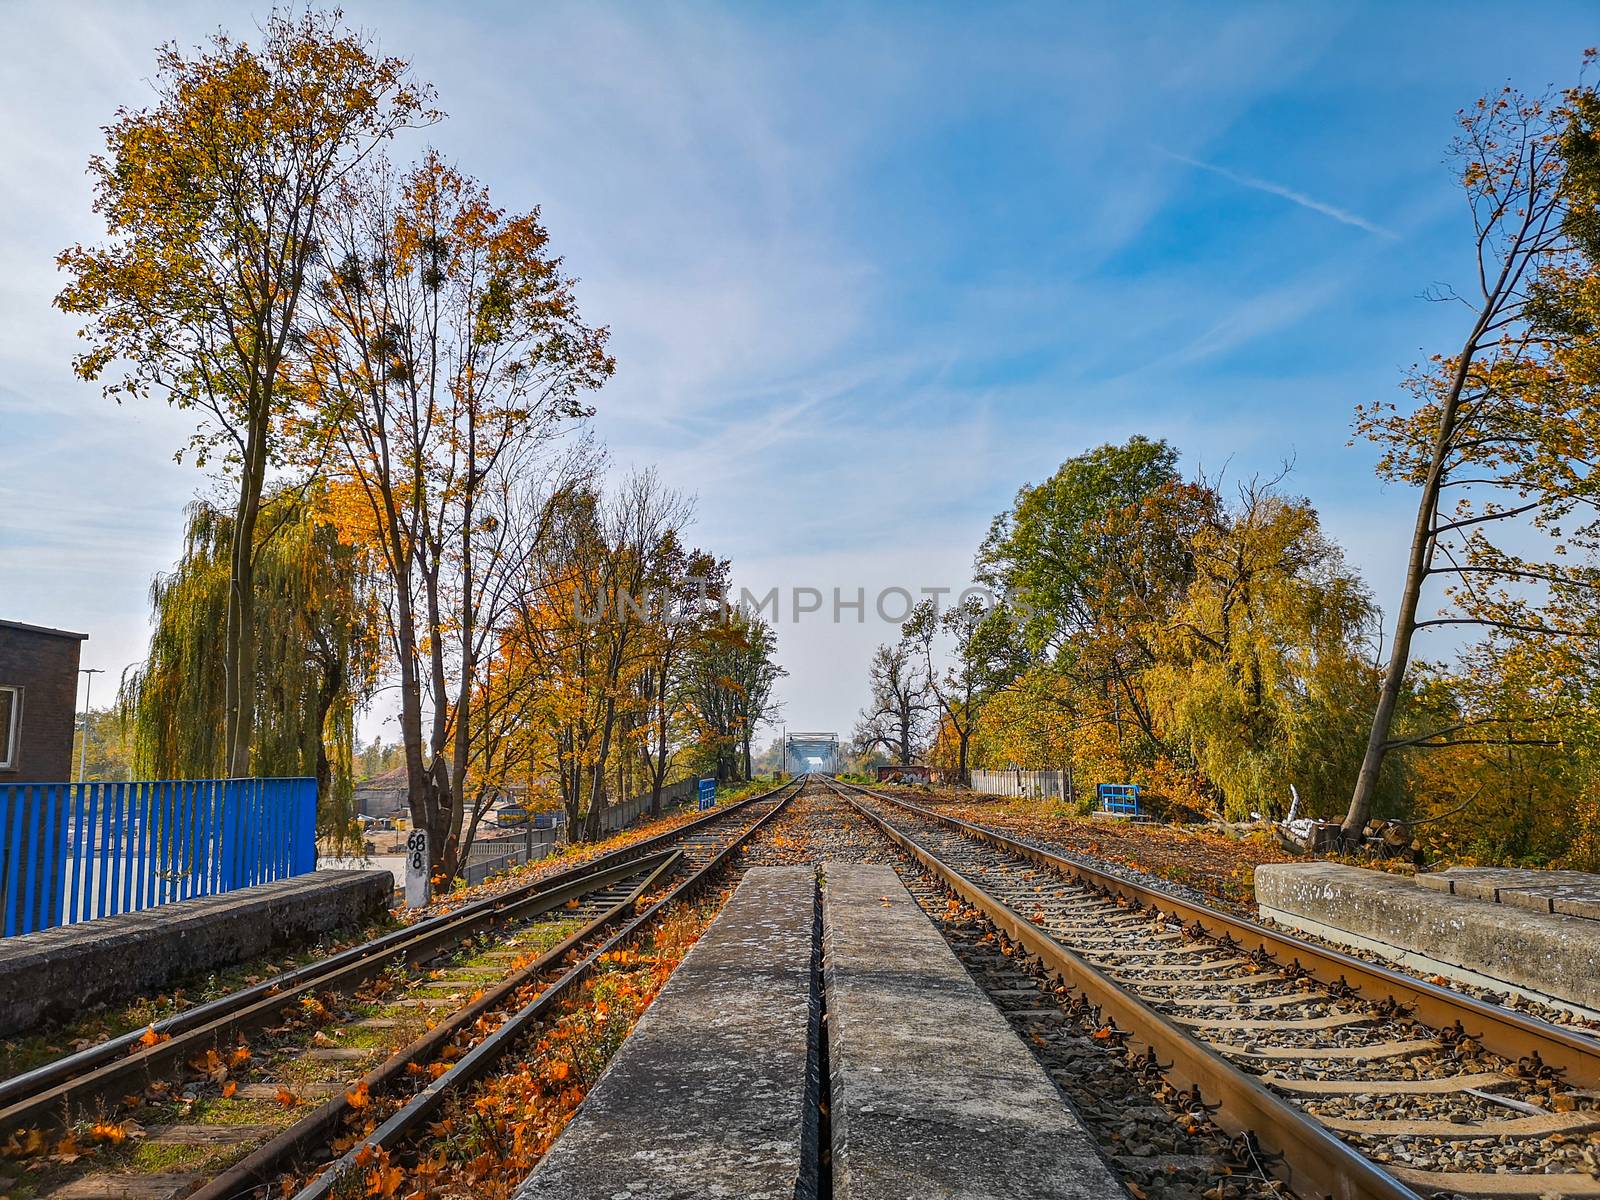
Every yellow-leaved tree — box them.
[57,10,436,776]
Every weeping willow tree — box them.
[121,485,381,843]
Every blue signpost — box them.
[697,778,716,811]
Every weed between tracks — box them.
[0,918,401,1085]
[0,919,586,1198]
[302,896,721,1200]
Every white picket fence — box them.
[968,769,1071,800]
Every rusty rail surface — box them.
[285,780,801,1200]
[830,779,1600,1200]
[0,782,792,1138]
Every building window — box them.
[0,686,17,770]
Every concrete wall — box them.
[0,620,86,783]
[355,778,408,819]
[0,868,391,1036]
[596,775,699,832]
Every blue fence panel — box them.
[0,777,317,938]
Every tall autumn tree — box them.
[727,615,785,781]
[1344,81,1600,837]
[308,155,613,869]
[1145,482,1377,819]
[57,11,435,776]
[507,474,691,840]
[685,611,785,783]
[634,539,728,814]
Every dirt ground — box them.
[889,786,1304,910]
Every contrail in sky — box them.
[1161,148,1399,240]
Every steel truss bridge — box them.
[783,731,840,776]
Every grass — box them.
[3,908,593,1195]
[0,915,400,1081]
[126,1141,226,1173]
[188,1098,282,1126]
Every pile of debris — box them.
[876,768,935,788]
[1276,816,1423,863]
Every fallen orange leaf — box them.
[88,1122,128,1145]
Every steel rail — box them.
[830,780,1423,1200]
[0,784,787,1135]
[285,780,801,1200]
[842,782,1600,1087]
[187,850,686,1200]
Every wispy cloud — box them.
[1160,148,1398,239]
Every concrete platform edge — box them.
[514,865,819,1200]
[1255,862,1600,1020]
[822,860,1125,1200]
[0,869,392,1036]
[1258,903,1600,1021]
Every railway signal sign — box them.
[405,829,430,908]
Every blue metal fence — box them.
[1097,783,1141,817]
[0,777,318,937]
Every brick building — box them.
[0,619,88,783]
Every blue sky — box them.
[2,2,1596,736]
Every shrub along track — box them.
[827,779,1600,1200]
[0,781,800,1200]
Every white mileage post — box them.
[405,829,430,908]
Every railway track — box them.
[277,779,796,1200]
[6,781,799,1200]
[828,779,1600,1200]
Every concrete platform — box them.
[823,862,1122,1200]
[1256,862,1600,1017]
[0,869,392,1036]
[1417,866,1600,919]
[514,866,819,1200]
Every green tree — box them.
[120,487,381,839]
[976,437,1209,778]
[71,709,135,784]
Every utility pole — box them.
[76,668,105,783]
